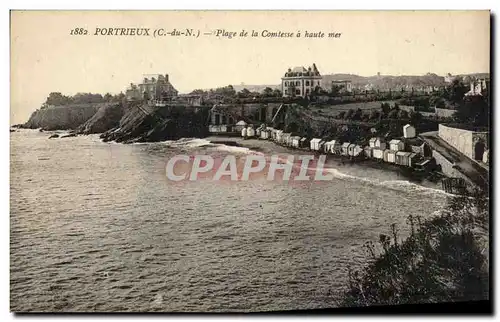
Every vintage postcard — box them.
[10,10,490,313]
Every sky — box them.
[10,10,490,124]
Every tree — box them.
[45,92,71,106]
[272,88,283,97]
[409,111,423,125]
[352,108,363,121]
[447,79,468,105]
[104,93,113,102]
[338,111,346,119]
[380,102,391,115]
[262,87,274,97]
[369,110,380,120]
[331,84,342,96]
[388,109,399,119]
[453,95,489,127]
[398,109,409,119]
[237,88,251,98]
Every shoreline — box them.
[206,135,445,187]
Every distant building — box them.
[281,64,322,98]
[331,80,353,93]
[126,74,178,102]
[465,78,489,97]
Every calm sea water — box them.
[10,129,448,312]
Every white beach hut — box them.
[389,139,405,151]
[310,138,322,151]
[291,136,301,148]
[246,126,255,138]
[403,124,416,139]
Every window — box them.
[306,89,310,94]
[306,80,310,86]
[284,90,288,95]
[285,81,288,86]
[296,81,300,86]
[296,89,301,95]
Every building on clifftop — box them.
[281,64,322,98]
[125,74,179,102]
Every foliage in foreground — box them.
[342,190,489,307]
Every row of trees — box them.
[42,92,125,108]
[189,85,283,100]
[335,103,414,122]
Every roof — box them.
[342,142,351,147]
[396,151,412,156]
[236,120,247,125]
[389,139,402,144]
[405,137,424,146]
[403,124,415,129]
[291,66,307,73]
[369,137,378,143]
[311,138,322,143]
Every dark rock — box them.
[48,134,59,139]
[76,103,125,134]
[99,102,209,143]
[60,133,77,138]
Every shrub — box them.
[341,190,489,307]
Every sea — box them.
[10,129,450,312]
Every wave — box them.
[213,144,264,155]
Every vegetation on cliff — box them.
[340,189,489,307]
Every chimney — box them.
[165,74,169,82]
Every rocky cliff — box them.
[100,102,210,143]
[21,103,102,130]
[76,103,125,134]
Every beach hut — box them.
[324,140,341,154]
[235,120,247,132]
[386,150,397,163]
[364,146,373,158]
[341,143,352,156]
[352,145,364,157]
[369,137,387,150]
[395,151,411,166]
[403,124,416,139]
[270,128,278,141]
[241,127,247,138]
[310,138,322,151]
[389,139,405,151]
[291,136,301,148]
[347,144,358,156]
[276,130,284,143]
[246,126,255,138]
[260,129,269,140]
[282,133,292,146]
[383,149,390,162]
[299,137,310,149]
[372,148,384,160]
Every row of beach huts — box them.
[239,122,434,171]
